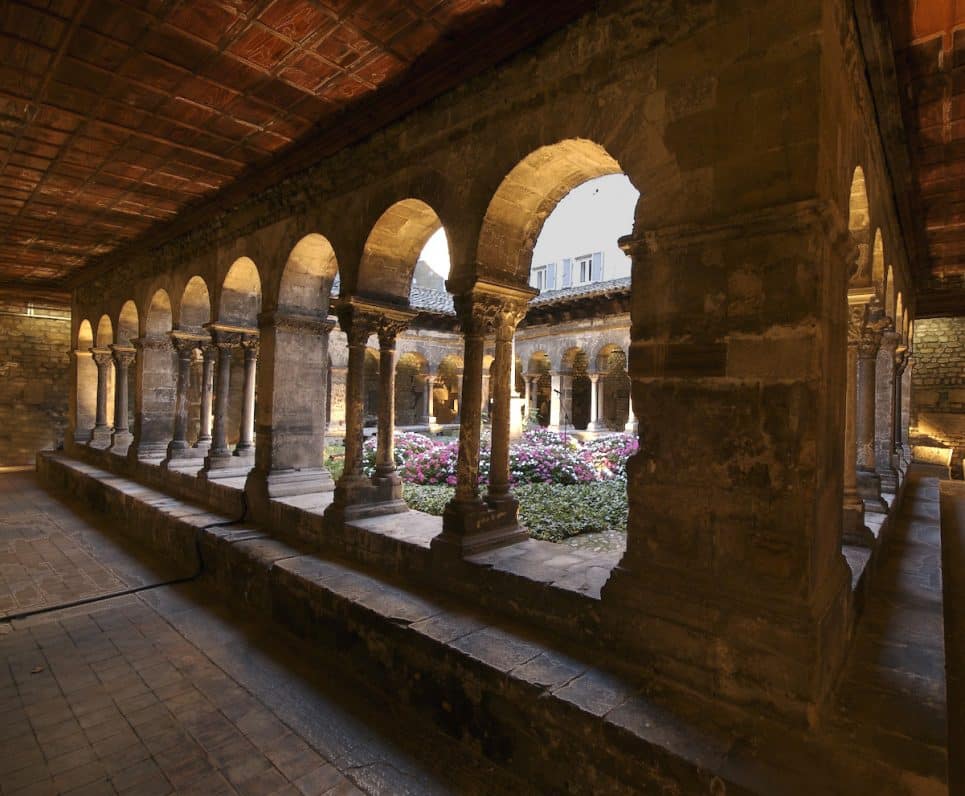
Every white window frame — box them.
[533,265,548,291]
[576,255,593,285]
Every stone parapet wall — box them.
[0,298,70,466]
[911,317,965,478]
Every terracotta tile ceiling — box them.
[0,0,593,292]
[888,0,965,315]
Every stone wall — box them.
[0,297,70,466]
[911,317,965,478]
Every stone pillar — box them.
[245,310,337,521]
[426,374,436,425]
[88,348,114,448]
[435,281,534,557]
[129,336,176,461]
[165,334,199,461]
[587,373,601,431]
[234,336,258,457]
[195,343,215,449]
[549,372,562,429]
[421,373,432,425]
[487,301,527,507]
[842,304,871,546]
[374,318,409,479]
[875,329,900,493]
[201,326,243,476]
[108,345,136,454]
[602,209,855,724]
[325,298,413,523]
[856,303,888,513]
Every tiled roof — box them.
[328,275,631,318]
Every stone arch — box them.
[871,230,885,296]
[896,293,905,340]
[73,319,97,443]
[595,343,630,431]
[133,289,176,459]
[95,314,113,348]
[278,233,339,314]
[475,139,629,286]
[179,276,211,332]
[116,301,139,346]
[145,289,173,337]
[356,200,445,304]
[395,351,430,427]
[220,257,262,325]
[884,266,895,322]
[561,346,591,430]
[848,166,871,284]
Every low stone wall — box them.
[911,317,965,479]
[0,298,70,466]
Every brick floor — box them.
[0,473,512,795]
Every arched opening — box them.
[848,166,871,285]
[220,257,262,326]
[395,352,429,427]
[94,315,115,428]
[131,290,175,459]
[278,234,338,313]
[434,354,463,425]
[74,319,97,444]
[116,301,139,346]
[357,199,447,304]
[596,344,630,430]
[527,352,552,427]
[871,230,885,295]
[885,266,895,323]
[561,347,591,431]
[113,301,139,444]
[180,276,211,332]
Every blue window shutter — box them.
[562,258,573,287]
[591,251,603,282]
[547,262,557,290]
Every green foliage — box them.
[325,443,345,482]
[401,481,628,543]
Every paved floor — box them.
[0,472,515,795]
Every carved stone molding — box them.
[847,304,867,346]
[333,296,416,349]
[133,336,172,352]
[109,345,136,367]
[90,347,113,367]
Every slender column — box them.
[549,372,562,428]
[597,374,607,428]
[337,309,376,483]
[588,373,600,430]
[842,305,870,545]
[893,346,909,469]
[856,302,888,513]
[523,374,532,419]
[426,375,436,424]
[421,374,432,425]
[208,338,238,459]
[71,349,96,445]
[195,344,215,448]
[455,373,464,420]
[168,336,197,453]
[453,304,489,504]
[375,319,409,477]
[89,348,114,447]
[234,336,259,455]
[875,329,900,492]
[487,302,526,504]
[109,346,136,452]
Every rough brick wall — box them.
[911,317,965,478]
[0,299,71,466]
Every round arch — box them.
[278,234,339,314]
[595,343,630,431]
[73,319,97,443]
[395,351,429,427]
[145,290,173,337]
[357,200,444,304]
[526,351,552,427]
[848,166,871,284]
[77,319,93,349]
[220,257,262,325]
[475,139,630,285]
[871,230,884,295]
[95,315,113,348]
[179,276,211,331]
[116,301,139,346]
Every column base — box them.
[323,473,407,524]
[128,441,169,462]
[200,449,254,480]
[842,500,874,547]
[857,469,888,514]
[161,443,206,471]
[877,465,900,495]
[108,431,132,455]
[88,426,113,449]
[245,467,336,522]
[193,437,212,450]
[587,420,608,432]
[431,497,528,558]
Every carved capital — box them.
[109,345,136,368]
[170,331,205,359]
[91,348,114,368]
[454,293,501,337]
[377,317,409,348]
[847,304,867,347]
[241,336,260,359]
[134,335,172,352]
[334,297,415,349]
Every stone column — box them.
[587,373,601,431]
[426,374,436,425]
[108,346,136,454]
[487,301,527,507]
[375,318,409,479]
[523,374,532,421]
[549,372,562,429]
[421,373,432,425]
[843,305,871,545]
[201,327,242,474]
[195,343,215,449]
[70,348,97,447]
[336,310,373,489]
[129,336,176,461]
[166,335,198,459]
[893,346,909,470]
[455,373,464,420]
[856,304,888,513]
[89,348,114,448]
[234,336,258,457]
[875,329,900,493]
[435,282,534,557]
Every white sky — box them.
[418,173,639,281]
